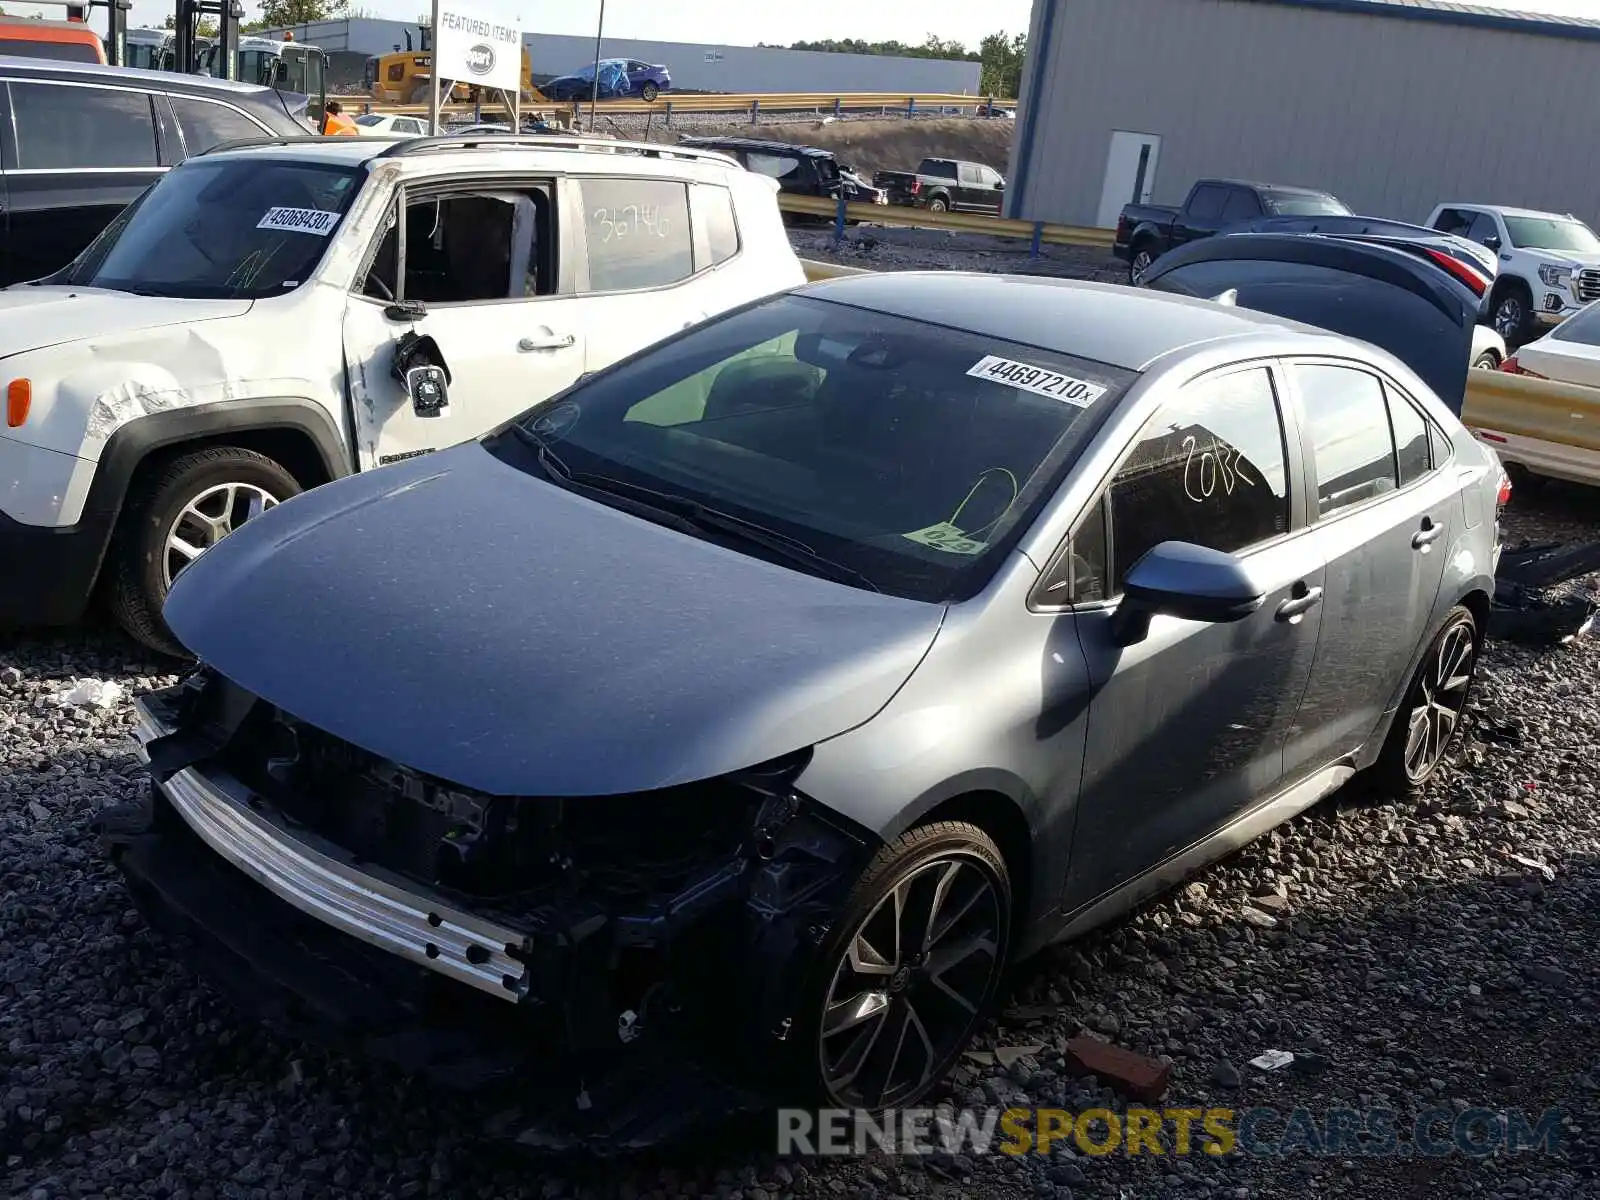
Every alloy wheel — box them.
[1403,620,1476,783]
[1494,297,1524,339]
[1131,249,1153,284]
[817,854,1004,1109]
[162,481,280,589]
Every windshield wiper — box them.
[504,424,880,593]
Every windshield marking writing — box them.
[590,204,670,243]
[903,521,988,555]
[1182,434,1258,504]
[257,207,341,236]
[966,356,1107,407]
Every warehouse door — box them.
[1096,131,1161,228]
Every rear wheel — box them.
[1372,605,1479,797]
[1129,244,1156,285]
[927,196,949,213]
[791,821,1010,1112]
[107,447,300,658]
[1472,350,1500,370]
[407,80,430,105]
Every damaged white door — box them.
[342,180,586,470]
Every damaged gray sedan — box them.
[104,271,1506,1147]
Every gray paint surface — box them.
[260,18,981,96]
[1008,0,1600,228]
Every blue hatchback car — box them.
[108,266,1508,1143]
[543,56,670,102]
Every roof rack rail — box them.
[197,134,373,157]
[375,132,740,166]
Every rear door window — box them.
[1385,383,1433,486]
[577,176,694,292]
[1186,185,1228,221]
[1293,363,1398,515]
[11,81,158,169]
[1220,188,1261,222]
[169,95,270,156]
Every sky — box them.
[11,0,1600,56]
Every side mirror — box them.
[1483,234,1502,251]
[406,364,450,418]
[995,180,1005,190]
[1112,541,1265,646]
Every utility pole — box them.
[588,0,604,132]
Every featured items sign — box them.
[434,4,522,93]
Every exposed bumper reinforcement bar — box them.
[131,697,530,1003]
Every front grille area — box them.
[1576,269,1600,304]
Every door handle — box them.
[518,332,575,352]
[1275,583,1323,623]
[1412,517,1442,550]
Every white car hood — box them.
[1519,247,1600,271]
[0,285,251,361]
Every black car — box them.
[0,56,313,285]
[677,135,883,207]
[1138,231,1487,415]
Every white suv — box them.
[1427,203,1600,342]
[0,132,806,654]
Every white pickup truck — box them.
[0,132,806,654]
[1426,203,1600,342]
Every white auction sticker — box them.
[257,207,341,236]
[967,355,1107,407]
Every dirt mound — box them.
[671,116,1015,176]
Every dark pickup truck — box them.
[1114,178,1350,283]
[874,157,1005,214]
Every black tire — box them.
[1128,243,1157,285]
[1371,605,1480,798]
[1472,351,1500,371]
[789,820,1011,1113]
[640,81,659,102]
[407,80,430,106]
[1491,285,1533,344]
[107,447,301,658]
[927,196,949,213]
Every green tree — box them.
[978,31,1026,98]
[251,0,348,29]
[162,13,219,36]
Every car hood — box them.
[0,285,251,360]
[163,441,947,797]
[1520,247,1600,270]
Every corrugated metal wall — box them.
[1007,0,1600,227]
[262,19,982,96]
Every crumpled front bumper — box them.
[103,687,874,1150]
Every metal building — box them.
[1006,0,1600,228]
[259,18,981,96]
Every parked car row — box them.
[0,60,1516,1147]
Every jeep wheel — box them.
[108,447,300,657]
[795,821,1010,1112]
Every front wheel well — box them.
[914,791,1034,939]
[1492,276,1532,304]
[125,427,336,498]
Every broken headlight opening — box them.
[115,667,876,1110]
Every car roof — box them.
[199,133,746,175]
[796,272,1317,370]
[0,55,279,102]
[1203,178,1338,197]
[680,135,833,159]
[1437,203,1578,219]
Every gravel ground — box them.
[3,491,1598,1200]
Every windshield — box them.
[62,159,362,300]
[1263,191,1351,217]
[1504,216,1600,254]
[125,42,163,70]
[486,294,1135,603]
[0,36,101,62]
[355,113,386,126]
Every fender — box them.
[33,398,353,626]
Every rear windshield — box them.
[0,36,102,62]
[1550,300,1600,346]
[1504,216,1600,254]
[58,158,363,300]
[1262,191,1351,217]
[490,293,1137,603]
[354,113,386,126]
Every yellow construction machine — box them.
[364,26,541,105]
